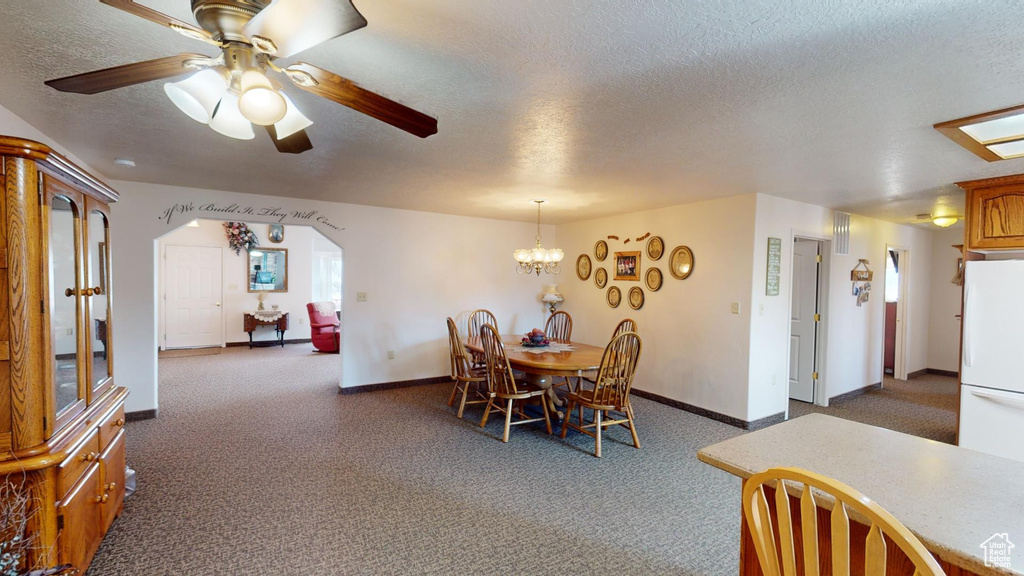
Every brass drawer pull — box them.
[114,418,125,427]
[105,482,117,492]
[95,493,109,504]
[79,451,96,462]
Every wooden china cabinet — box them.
[0,136,127,573]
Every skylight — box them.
[935,104,1024,162]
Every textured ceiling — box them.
[1,1,1023,224]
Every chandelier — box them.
[514,201,564,275]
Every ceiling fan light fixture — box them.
[164,68,228,124]
[209,92,255,140]
[274,93,313,139]
[238,70,287,126]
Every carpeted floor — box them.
[789,373,959,444]
[88,345,958,575]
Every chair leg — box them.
[625,405,641,449]
[560,399,574,438]
[456,383,471,419]
[503,399,514,443]
[594,409,603,458]
[540,395,552,434]
[480,398,494,428]
[447,380,459,406]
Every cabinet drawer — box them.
[98,403,125,451]
[59,429,100,499]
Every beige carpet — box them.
[88,346,956,575]
[158,347,222,359]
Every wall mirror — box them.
[248,247,288,292]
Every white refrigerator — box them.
[959,259,1024,462]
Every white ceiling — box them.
[1,1,1023,225]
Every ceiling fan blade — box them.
[99,0,216,43]
[242,0,366,58]
[265,125,314,154]
[45,53,211,94]
[285,63,437,138]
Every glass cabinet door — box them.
[46,180,87,431]
[85,199,113,400]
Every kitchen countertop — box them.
[698,413,1023,575]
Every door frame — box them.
[159,244,226,350]
[884,245,911,381]
[785,231,833,412]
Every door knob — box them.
[216,302,221,307]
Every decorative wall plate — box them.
[669,246,694,280]
[576,254,592,280]
[645,267,663,291]
[595,240,608,261]
[595,267,608,288]
[646,236,664,260]
[607,286,621,308]
[628,286,644,310]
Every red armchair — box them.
[307,302,340,353]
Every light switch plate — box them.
[228,283,238,291]
[731,302,741,315]
[356,292,368,302]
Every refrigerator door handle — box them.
[963,284,975,368]
[970,388,1024,409]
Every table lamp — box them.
[541,284,564,315]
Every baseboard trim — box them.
[830,381,882,403]
[225,338,313,348]
[907,368,928,379]
[126,409,157,422]
[339,376,449,395]
[629,388,784,430]
[927,368,958,378]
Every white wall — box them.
[111,181,551,413]
[158,219,326,345]
[747,195,936,421]
[927,227,965,373]
[556,194,759,422]
[0,103,102,177]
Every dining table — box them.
[463,334,605,415]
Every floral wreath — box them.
[224,222,260,255]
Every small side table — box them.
[244,312,289,348]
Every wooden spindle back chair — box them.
[560,331,642,457]
[612,318,637,338]
[446,317,489,419]
[742,467,945,576]
[544,310,573,341]
[479,324,552,442]
[468,309,497,367]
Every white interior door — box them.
[789,239,819,403]
[164,245,223,349]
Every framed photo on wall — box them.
[614,251,641,281]
[268,224,284,243]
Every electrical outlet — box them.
[66,328,73,335]
[387,350,395,360]
[299,317,305,325]
[758,303,765,316]
[731,302,741,315]
[356,292,368,302]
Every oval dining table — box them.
[463,335,606,415]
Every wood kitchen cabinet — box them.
[0,136,128,574]
[958,173,1024,251]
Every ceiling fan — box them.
[45,0,438,154]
